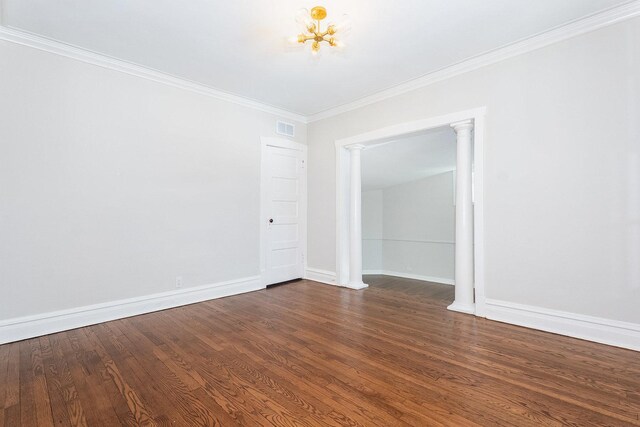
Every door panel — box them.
[264,145,305,285]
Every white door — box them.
[261,139,306,286]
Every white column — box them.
[448,120,475,314]
[347,144,368,289]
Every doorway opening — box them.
[334,108,486,316]
[361,126,456,286]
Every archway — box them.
[334,108,486,316]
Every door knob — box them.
[269,218,274,223]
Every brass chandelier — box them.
[295,6,343,54]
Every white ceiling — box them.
[362,127,456,191]
[1,0,632,115]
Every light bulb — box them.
[295,7,315,33]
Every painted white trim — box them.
[485,299,640,352]
[335,108,487,148]
[307,1,640,122]
[335,107,486,315]
[472,114,486,317]
[304,268,339,287]
[0,276,263,345]
[0,25,307,123]
[259,137,308,287]
[261,136,307,152]
[362,238,455,245]
[344,282,368,290]
[362,270,454,286]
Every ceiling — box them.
[362,127,456,191]
[1,0,632,116]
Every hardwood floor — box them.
[1,276,639,426]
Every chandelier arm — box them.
[300,34,315,43]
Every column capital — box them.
[346,144,366,151]
[450,119,474,133]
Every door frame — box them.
[259,136,308,287]
[334,107,487,316]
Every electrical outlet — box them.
[175,276,183,288]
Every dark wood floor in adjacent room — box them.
[1,276,639,426]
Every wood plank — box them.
[44,334,88,427]
[18,339,54,427]
[0,343,13,427]
[56,329,122,426]
[1,341,20,427]
[38,336,71,427]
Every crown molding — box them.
[0,25,308,123]
[307,0,640,123]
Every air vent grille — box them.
[276,121,295,138]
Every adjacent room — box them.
[361,128,457,286]
[1,0,639,425]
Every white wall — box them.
[381,171,455,281]
[362,190,383,271]
[307,17,640,325]
[362,172,455,282]
[0,39,306,322]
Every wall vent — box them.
[276,121,295,138]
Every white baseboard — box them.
[304,268,339,287]
[0,276,263,345]
[304,268,370,291]
[485,299,640,352]
[362,270,454,286]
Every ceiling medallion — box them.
[293,6,346,54]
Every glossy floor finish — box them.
[1,276,639,426]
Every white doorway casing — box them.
[347,145,368,289]
[335,108,486,316]
[260,137,308,287]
